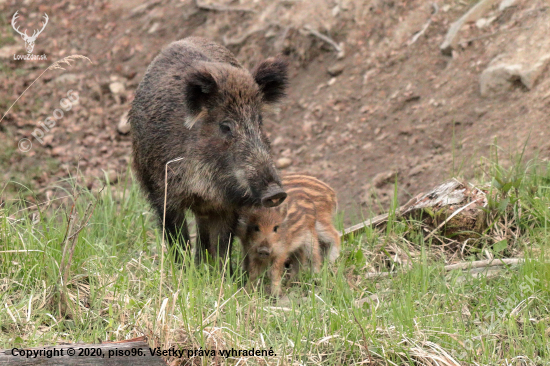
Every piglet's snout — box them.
[256,246,272,258]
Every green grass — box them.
[0,162,549,365]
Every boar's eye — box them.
[273,225,279,233]
[219,122,232,135]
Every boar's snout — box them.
[261,183,287,207]
[257,246,272,258]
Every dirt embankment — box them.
[1,0,549,224]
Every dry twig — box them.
[352,311,373,364]
[303,25,343,55]
[194,0,256,13]
[408,3,439,46]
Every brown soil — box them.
[1,0,549,225]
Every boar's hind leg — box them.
[159,208,191,263]
[195,217,211,265]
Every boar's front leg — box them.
[195,215,235,271]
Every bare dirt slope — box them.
[1,0,549,224]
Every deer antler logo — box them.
[12,11,49,54]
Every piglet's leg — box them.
[246,258,262,292]
[270,255,288,297]
[306,231,322,274]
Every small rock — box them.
[51,146,64,156]
[117,111,131,134]
[476,16,496,29]
[408,165,426,177]
[53,73,78,85]
[360,105,371,114]
[275,158,292,169]
[474,107,488,116]
[479,63,525,97]
[281,148,292,157]
[372,170,397,188]
[148,22,160,34]
[327,77,337,86]
[499,0,516,11]
[42,135,54,146]
[327,63,345,77]
[109,81,126,95]
[336,44,346,60]
[0,45,21,58]
[376,132,389,141]
[272,136,285,146]
[480,29,550,96]
[107,170,118,184]
[475,18,488,29]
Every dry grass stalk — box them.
[0,55,92,124]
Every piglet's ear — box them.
[252,57,289,104]
[184,68,218,128]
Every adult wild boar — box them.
[129,37,288,265]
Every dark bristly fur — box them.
[129,37,289,265]
[237,174,340,297]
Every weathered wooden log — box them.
[0,336,167,365]
[361,258,523,284]
[342,179,488,241]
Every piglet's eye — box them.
[253,225,260,232]
[273,225,279,233]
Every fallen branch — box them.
[443,257,522,271]
[303,25,344,56]
[194,0,256,13]
[408,3,439,46]
[341,179,469,239]
[341,212,389,237]
[365,257,523,278]
[439,0,500,55]
[223,24,269,46]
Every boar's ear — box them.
[252,57,289,104]
[184,68,218,129]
